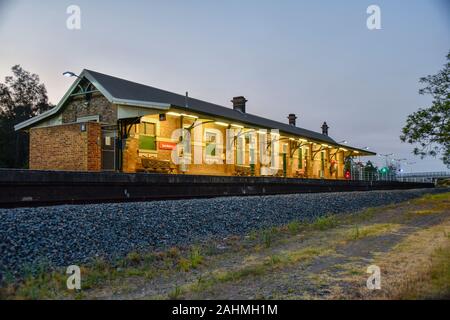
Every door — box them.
[101,129,116,171]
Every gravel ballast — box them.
[0,188,446,277]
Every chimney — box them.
[231,96,247,113]
[287,114,297,126]
[321,121,329,136]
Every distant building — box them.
[15,69,375,178]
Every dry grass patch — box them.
[344,223,402,241]
[357,219,450,299]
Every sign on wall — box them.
[159,141,177,150]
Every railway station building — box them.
[15,69,375,179]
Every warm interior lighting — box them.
[167,112,181,117]
[231,124,244,128]
[354,151,360,154]
[257,130,267,134]
[289,138,295,141]
[321,144,329,147]
[214,121,229,127]
[299,138,308,143]
[341,148,348,152]
[180,113,198,119]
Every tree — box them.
[363,160,378,180]
[400,51,450,167]
[0,65,53,168]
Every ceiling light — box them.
[180,113,198,119]
[214,121,229,127]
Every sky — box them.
[0,0,449,172]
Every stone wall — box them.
[61,93,117,125]
[29,122,101,171]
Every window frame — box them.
[138,120,157,152]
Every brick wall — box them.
[87,123,101,171]
[29,122,101,171]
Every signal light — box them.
[345,170,351,179]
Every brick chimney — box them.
[321,121,329,136]
[287,114,297,126]
[231,96,247,113]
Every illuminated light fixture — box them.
[270,132,280,136]
[257,130,267,134]
[289,138,295,141]
[231,124,244,128]
[341,148,348,152]
[299,138,308,143]
[214,121,229,127]
[63,71,80,78]
[180,113,198,119]
[354,150,360,154]
[321,144,329,147]
[167,112,181,117]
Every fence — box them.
[350,170,450,183]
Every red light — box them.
[345,170,351,179]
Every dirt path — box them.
[76,192,449,300]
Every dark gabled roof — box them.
[16,69,375,155]
[85,69,337,144]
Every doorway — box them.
[101,129,116,171]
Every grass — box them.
[411,209,440,216]
[262,230,273,248]
[411,192,450,205]
[427,246,450,297]
[183,246,333,297]
[388,245,450,299]
[345,223,401,241]
[168,285,183,300]
[312,215,339,231]
[287,220,302,234]
[178,246,204,272]
[125,251,142,265]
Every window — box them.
[205,131,217,156]
[321,151,325,171]
[139,121,156,151]
[140,122,155,136]
[298,148,303,169]
[236,136,245,165]
[76,115,99,123]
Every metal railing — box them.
[348,171,450,183]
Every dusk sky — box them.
[0,0,449,171]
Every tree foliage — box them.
[0,65,53,168]
[400,51,450,167]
